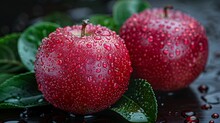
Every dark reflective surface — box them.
[1,0,220,123]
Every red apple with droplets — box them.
[120,6,208,91]
[34,20,132,114]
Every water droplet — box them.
[108,70,111,74]
[175,49,181,56]
[114,83,119,89]
[57,59,62,65]
[184,116,199,123]
[147,36,153,42]
[181,110,196,118]
[201,104,212,110]
[189,63,193,67]
[20,108,29,119]
[87,76,92,82]
[38,98,44,103]
[40,113,45,118]
[94,35,101,40]
[108,54,112,59]
[167,42,172,45]
[98,74,102,78]
[57,53,62,58]
[97,54,102,61]
[198,84,209,93]
[201,92,220,104]
[114,43,120,49]
[86,43,92,48]
[169,53,174,58]
[97,49,101,53]
[102,30,111,36]
[103,62,108,68]
[163,49,169,55]
[175,27,180,32]
[211,113,219,119]
[209,120,215,123]
[38,84,43,91]
[96,68,101,73]
[103,43,111,51]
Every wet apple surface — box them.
[0,0,220,123]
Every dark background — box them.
[0,0,220,123]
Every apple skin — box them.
[120,8,208,91]
[34,24,132,114]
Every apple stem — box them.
[164,5,173,18]
[81,19,89,37]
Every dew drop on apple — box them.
[169,53,174,59]
[86,43,92,48]
[98,74,102,78]
[114,43,120,49]
[175,27,180,32]
[101,30,111,36]
[96,54,102,61]
[57,53,62,58]
[163,49,169,55]
[57,60,62,65]
[103,62,108,68]
[38,83,43,91]
[166,25,171,29]
[94,35,101,40]
[147,36,153,42]
[175,49,181,56]
[211,113,219,119]
[103,43,111,51]
[97,63,101,67]
[113,83,119,89]
[108,70,111,74]
[96,68,101,73]
[108,54,112,59]
[87,76,92,82]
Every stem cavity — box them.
[164,6,173,18]
[81,19,90,37]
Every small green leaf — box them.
[90,14,120,33]
[0,72,48,108]
[42,12,74,27]
[0,33,26,73]
[111,79,157,123]
[18,22,60,71]
[113,0,150,27]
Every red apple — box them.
[34,20,132,114]
[120,7,208,91]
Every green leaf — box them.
[90,14,120,33]
[42,12,74,27]
[18,22,60,71]
[0,73,14,84]
[111,79,157,123]
[0,33,26,73]
[0,72,48,108]
[113,0,150,27]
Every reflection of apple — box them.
[120,6,208,91]
[35,20,132,114]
